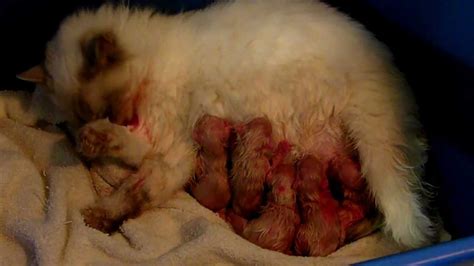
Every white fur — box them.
[44,0,434,247]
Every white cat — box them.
[19,0,436,248]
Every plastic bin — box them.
[356,236,474,265]
[1,0,472,264]
[327,0,474,263]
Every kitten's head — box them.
[18,5,155,126]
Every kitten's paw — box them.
[81,206,122,233]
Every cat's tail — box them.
[342,72,438,248]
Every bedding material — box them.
[0,89,402,265]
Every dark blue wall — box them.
[365,0,474,69]
[321,0,474,238]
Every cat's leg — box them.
[341,76,434,248]
[82,142,195,233]
[77,119,152,167]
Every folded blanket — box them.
[0,89,401,265]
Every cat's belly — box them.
[188,87,294,134]
[187,85,348,160]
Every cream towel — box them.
[0,89,401,265]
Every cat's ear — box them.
[80,31,125,80]
[17,65,45,83]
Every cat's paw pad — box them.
[81,206,122,233]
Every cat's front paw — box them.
[77,126,111,158]
[77,121,123,159]
[81,205,122,233]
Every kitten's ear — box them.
[80,31,124,80]
[17,65,45,83]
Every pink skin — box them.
[294,153,375,256]
[188,115,373,255]
[329,155,365,191]
[241,163,300,254]
[294,155,342,257]
[225,209,248,235]
[328,154,375,243]
[269,140,292,174]
[230,117,274,218]
[189,115,233,211]
[338,201,368,241]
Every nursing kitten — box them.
[190,114,232,211]
[19,0,436,248]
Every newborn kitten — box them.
[240,163,300,255]
[231,117,274,218]
[295,155,342,256]
[18,0,435,247]
[190,114,232,211]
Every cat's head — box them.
[18,5,155,126]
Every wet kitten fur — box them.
[36,0,435,247]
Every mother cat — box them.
[19,0,436,248]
